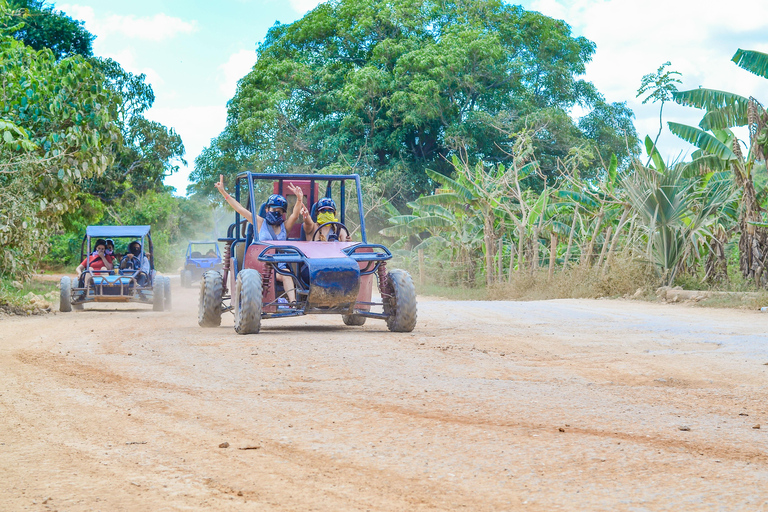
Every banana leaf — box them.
[672,88,749,111]
[645,135,666,171]
[732,49,768,80]
[667,122,737,161]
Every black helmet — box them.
[128,240,142,256]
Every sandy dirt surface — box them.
[1,279,768,511]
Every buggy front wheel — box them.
[234,269,262,335]
[153,278,165,311]
[198,270,223,327]
[59,276,72,312]
[384,269,417,332]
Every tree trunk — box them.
[605,206,630,273]
[733,160,768,285]
[497,239,504,284]
[517,228,526,275]
[562,208,578,272]
[596,226,612,272]
[508,242,516,283]
[582,210,604,267]
[548,233,558,280]
[483,212,495,287]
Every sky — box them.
[57,0,768,195]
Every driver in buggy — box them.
[300,197,350,242]
[120,240,152,285]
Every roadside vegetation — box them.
[3,0,768,312]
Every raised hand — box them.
[214,174,225,193]
[287,183,304,204]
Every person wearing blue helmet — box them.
[214,174,305,240]
[214,174,304,302]
[300,197,350,242]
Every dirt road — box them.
[1,280,767,511]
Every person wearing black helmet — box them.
[300,197,350,242]
[214,174,305,239]
[120,240,151,285]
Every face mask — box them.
[317,211,337,225]
[265,210,284,226]
[106,249,113,255]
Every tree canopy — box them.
[191,0,638,199]
[4,0,93,59]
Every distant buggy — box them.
[181,241,222,288]
[59,225,171,312]
[198,172,417,334]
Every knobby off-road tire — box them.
[342,314,366,326]
[163,276,172,311]
[384,269,417,332]
[182,270,193,288]
[59,276,72,312]
[198,270,223,327]
[234,269,262,335]
[152,278,165,311]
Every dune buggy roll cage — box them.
[229,172,369,243]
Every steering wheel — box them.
[311,221,350,242]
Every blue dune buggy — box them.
[59,225,171,312]
[198,173,417,334]
[181,241,222,288]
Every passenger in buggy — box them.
[121,240,152,286]
[76,238,116,288]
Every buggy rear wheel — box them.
[342,314,366,326]
[234,269,262,335]
[198,270,223,327]
[59,276,72,313]
[163,276,172,311]
[384,269,417,332]
[153,278,165,311]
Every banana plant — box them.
[668,48,768,282]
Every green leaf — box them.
[667,122,736,160]
[644,135,666,171]
[732,49,768,80]
[699,104,748,130]
[672,88,749,112]
[607,153,617,190]
[425,168,476,202]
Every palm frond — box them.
[668,122,737,160]
[672,88,750,111]
[699,104,749,130]
[732,49,768,80]
[425,168,477,202]
[557,190,598,208]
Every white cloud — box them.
[60,4,197,41]
[527,0,768,161]
[145,106,228,196]
[219,49,257,98]
[288,0,325,14]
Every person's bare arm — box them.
[214,174,254,224]
[285,183,304,231]
[300,204,317,239]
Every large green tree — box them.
[4,0,93,59]
[192,0,635,200]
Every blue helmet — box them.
[316,197,336,213]
[266,194,288,211]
